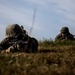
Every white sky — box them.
[0,0,75,41]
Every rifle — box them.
[8,40,28,52]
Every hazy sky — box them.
[0,0,75,41]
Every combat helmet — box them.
[6,24,23,37]
[60,27,69,33]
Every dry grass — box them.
[0,40,75,75]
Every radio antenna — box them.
[29,6,36,35]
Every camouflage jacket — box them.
[0,34,29,51]
[0,36,17,50]
[55,33,74,41]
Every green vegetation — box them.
[0,39,75,75]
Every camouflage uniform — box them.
[0,24,38,53]
[20,25,38,52]
[55,27,74,41]
[0,24,24,52]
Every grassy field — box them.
[0,40,75,75]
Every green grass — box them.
[0,39,75,75]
